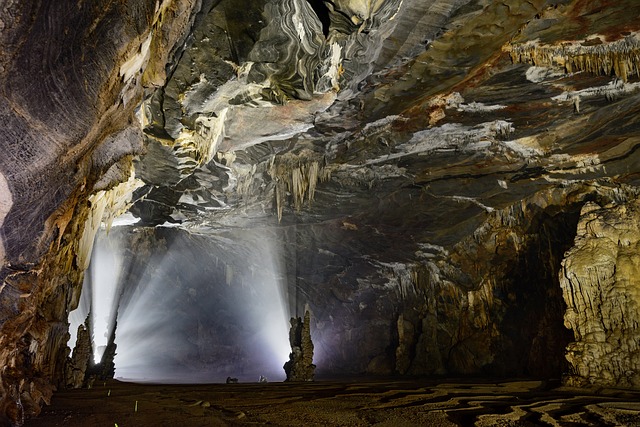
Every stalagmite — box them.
[283,309,315,381]
[65,320,92,389]
[560,198,640,388]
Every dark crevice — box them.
[496,203,582,379]
[306,0,331,37]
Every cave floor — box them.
[25,377,640,427]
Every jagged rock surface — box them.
[284,310,316,382]
[64,321,91,389]
[561,197,640,388]
[0,0,205,423]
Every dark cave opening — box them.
[495,204,583,379]
[306,0,331,37]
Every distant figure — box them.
[259,375,268,383]
[226,377,238,384]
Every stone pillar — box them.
[65,320,92,389]
[85,320,117,386]
[283,310,315,381]
[560,200,640,388]
[66,315,117,388]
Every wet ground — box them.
[25,378,640,426]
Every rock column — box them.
[560,200,640,388]
[284,310,316,381]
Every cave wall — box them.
[288,183,635,379]
[0,0,205,422]
[561,196,640,388]
[2,0,640,424]
[88,182,637,385]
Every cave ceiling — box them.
[129,0,640,256]
[113,0,640,382]
[2,0,640,419]
[2,0,640,266]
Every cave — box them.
[2,0,640,426]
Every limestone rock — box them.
[4,0,640,423]
[65,322,92,389]
[0,0,203,423]
[284,310,316,382]
[560,198,640,388]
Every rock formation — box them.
[284,310,316,382]
[2,0,640,423]
[0,0,206,422]
[64,319,92,389]
[561,197,640,388]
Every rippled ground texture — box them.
[25,379,640,426]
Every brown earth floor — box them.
[25,378,640,426]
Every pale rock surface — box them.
[561,199,640,388]
[0,172,10,264]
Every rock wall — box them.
[561,198,640,388]
[319,182,638,380]
[0,0,204,423]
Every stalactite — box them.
[171,108,228,179]
[77,171,143,271]
[275,180,285,222]
[291,167,307,211]
[268,153,332,221]
[307,161,319,201]
[225,264,233,286]
[505,33,640,81]
[379,262,419,300]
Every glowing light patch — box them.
[0,172,11,263]
[242,235,291,379]
[90,235,124,363]
[69,228,291,383]
[70,224,294,383]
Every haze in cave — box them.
[1,0,640,426]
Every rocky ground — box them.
[25,378,640,426]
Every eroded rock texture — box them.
[0,0,205,423]
[284,310,316,382]
[64,321,91,389]
[561,197,640,388]
[3,0,640,423]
